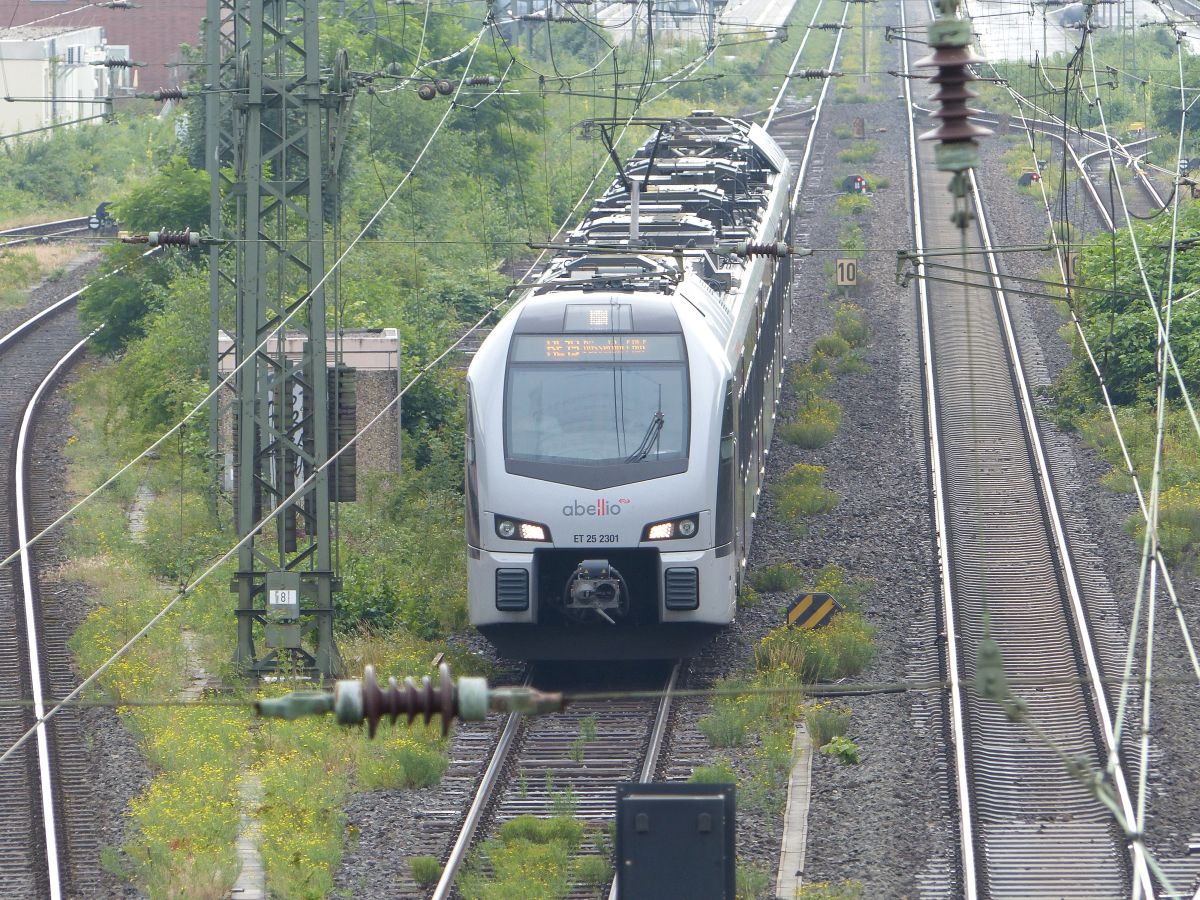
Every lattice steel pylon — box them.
[205,0,353,678]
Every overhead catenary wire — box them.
[962,3,1200,892]
[0,0,767,765]
[0,25,491,585]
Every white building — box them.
[0,25,110,138]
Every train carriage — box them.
[466,112,793,659]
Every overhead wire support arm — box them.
[595,122,631,192]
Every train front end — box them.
[466,293,735,660]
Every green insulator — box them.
[256,691,335,721]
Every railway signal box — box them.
[615,783,735,899]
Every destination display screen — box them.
[511,334,684,363]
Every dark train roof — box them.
[530,113,788,297]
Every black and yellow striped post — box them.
[786,592,843,629]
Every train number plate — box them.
[573,534,618,544]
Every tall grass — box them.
[779,397,842,449]
[754,614,876,681]
[749,562,805,593]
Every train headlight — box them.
[495,516,552,542]
[646,522,675,541]
[519,522,547,541]
[641,514,700,542]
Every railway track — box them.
[429,662,679,899]
[419,5,851,897]
[0,283,100,897]
[0,217,91,251]
[901,0,1150,895]
[0,247,153,896]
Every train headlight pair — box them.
[495,516,552,542]
[641,514,699,542]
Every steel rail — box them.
[782,0,850,215]
[429,670,531,900]
[432,663,679,900]
[905,0,1153,892]
[605,661,680,900]
[966,169,1155,896]
[0,247,151,897]
[14,332,94,900]
[0,217,91,251]
[914,95,1168,214]
[762,0,836,131]
[897,0,977,893]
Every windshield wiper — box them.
[625,411,665,463]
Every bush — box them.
[736,863,772,899]
[356,734,449,790]
[0,251,42,305]
[698,679,774,747]
[498,815,584,846]
[699,672,803,749]
[834,193,872,216]
[408,855,441,886]
[837,140,879,163]
[833,303,870,347]
[820,735,861,765]
[790,366,833,402]
[838,222,866,256]
[460,838,571,900]
[688,760,738,783]
[797,882,865,900]
[774,464,838,521]
[749,562,804,593]
[139,491,223,583]
[805,703,852,748]
[780,398,842,449]
[754,613,876,681]
[573,854,612,886]
[812,564,873,612]
[1136,483,1200,566]
[812,334,851,359]
[834,351,870,375]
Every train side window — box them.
[721,383,735,461]
[716,380,735,549]
[465,394,480,546]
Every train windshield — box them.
[506,334,689,467]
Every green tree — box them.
[79,157,209,352]
[1074,202,1200,403]
[112,156,209,233]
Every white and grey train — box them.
[466,113,794,659]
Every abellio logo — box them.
[563,497,630,517]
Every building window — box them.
[107,46,132,91]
